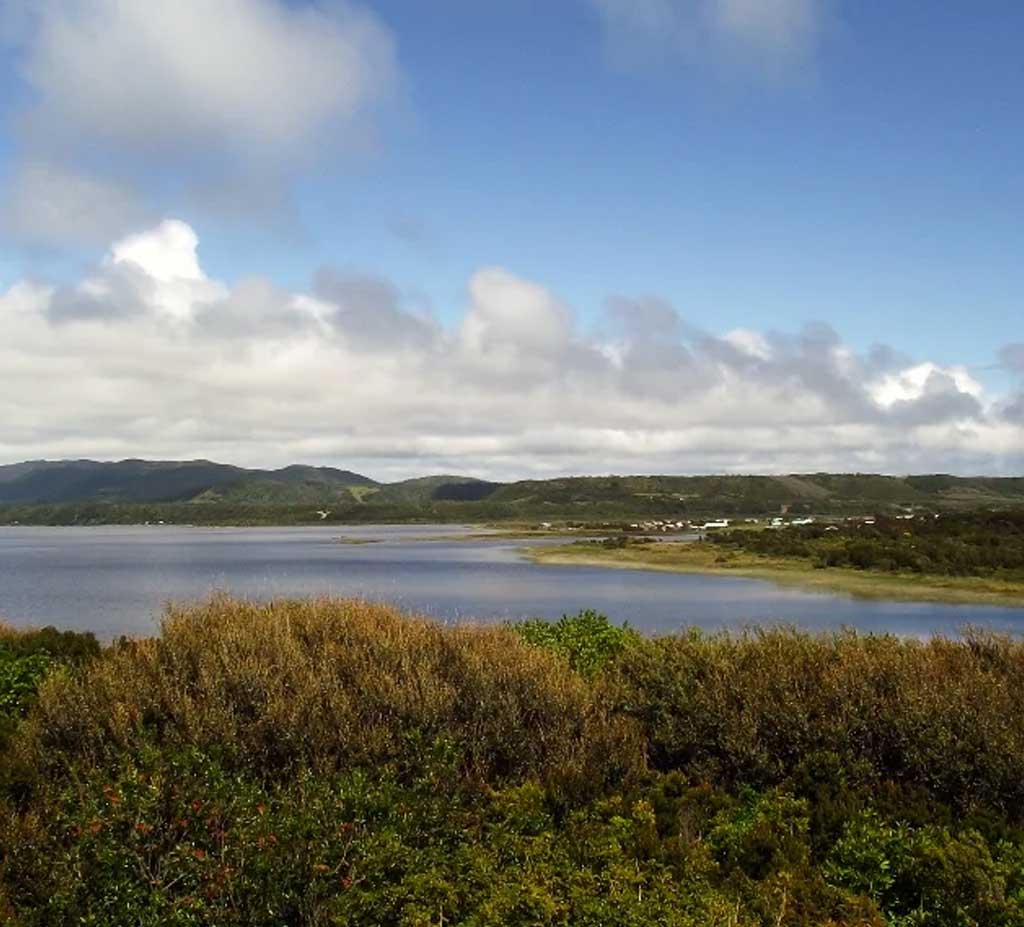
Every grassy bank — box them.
[528,540,1024,606]
[3,598,1024,924]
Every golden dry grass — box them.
[18,596,641,790]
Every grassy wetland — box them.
[529,511,1024,607]
[3,598,1024,925]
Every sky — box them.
[0,0,1022,480]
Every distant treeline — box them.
[4,464,1024,526]
[711,511,1024,579]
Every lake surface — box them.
[2,525,1024,640]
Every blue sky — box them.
[0,1,1021,476]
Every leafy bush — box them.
[0,625,100,665]
[712,511,1024,579]
[512,610,639,678]
[602,626,1024,813]
[0,654,52,720]
[0,624,100,750]
[0,747,754,927]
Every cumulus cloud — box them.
[48,220,227,324]
[589,0,825,80]
[460,268,574,372]
[2,0,399,245]
[313,270,438,351]
[0,219,1019,479]
[16,0,396,155]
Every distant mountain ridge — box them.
[0,459,378,505]
[1,459,1023,519]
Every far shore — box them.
[526,540,1024,608]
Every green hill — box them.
[1,460,1023,524]
[0,459,376,506]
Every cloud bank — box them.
[1,220,1020,479]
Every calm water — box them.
[2,525,1023,640]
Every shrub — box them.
[6,600,1024,925]
[0,747,753,927]
[0,624,100,665]
[0,623,100,753]
[511,610,640,678]
[602,627,1024,814]
[15,597,643,792]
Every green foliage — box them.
[511,610,640,678]
[605,626,1024,814]
[825,812,1024,926]
[1,747,750,927]
[713,511,1024,580]
[0,625,99,748]
[0,653,52,719]
[0,625,100,664]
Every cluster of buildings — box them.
[539,511,928,535]
[627,519,696,532]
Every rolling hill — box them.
[0,460,376,506]
[1,460,1023,524]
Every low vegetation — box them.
[711,511,1024,580]
[3,598,1024,924]
[531,511,1024,605]
[0,623,99,752]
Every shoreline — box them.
[525,542,1024,608]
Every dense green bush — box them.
[0,654,52,721]
[0,626,100,665]
[512,610,639,678]
[0,624,100,751]
[0,746,761,927]
[712,511,1024,579]
[604,627,1024,814]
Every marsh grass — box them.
[528,541,1024,605]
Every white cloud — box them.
[712,0,818,57]
[17,0,396,156]
[2,0,399,245]
[723,328,772,360]
[1,219,1019,479]
[461,268,573,366]
[110,221,206,284]
[871,362,983,408]
[49,220,227,323]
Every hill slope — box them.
[0,459,376,505]
[1,460,1023,523]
